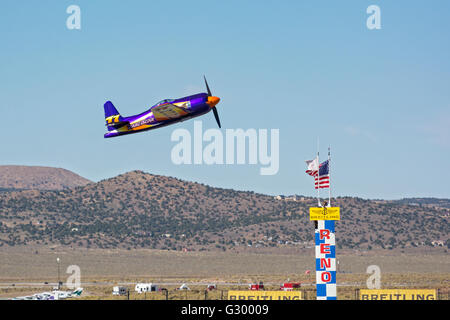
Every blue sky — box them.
[0,1,449,199]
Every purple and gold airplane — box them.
[103,77,221,138]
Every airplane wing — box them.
[151,102,189,121]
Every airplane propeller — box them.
[204,76,221,128]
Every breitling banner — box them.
[227,291,302,300]
[359,289,437,300]
[310,207,340,220]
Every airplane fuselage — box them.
[104,93,212,138]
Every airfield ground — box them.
[0,247,448,300]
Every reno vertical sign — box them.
[315,220,337,300]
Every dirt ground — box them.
[0,246,448,300]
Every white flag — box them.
[305,158,319,177]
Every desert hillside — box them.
[0,165,92,191]
[0,170,448,252]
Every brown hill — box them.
[0,170,448,252]
[0,165,92,191]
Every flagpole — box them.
[328,146,331,207]
[317,137,320,207]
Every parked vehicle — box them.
[112,286,127,295]
[206,284,217,291]
[249,281,264,290]
[280,282,301,291]
[177,283,191,290]
[135,283,158,293]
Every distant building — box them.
[432,240,444,247]
[275,195,305,201]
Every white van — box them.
[135,283,158,293]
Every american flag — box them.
[315,160,330,189]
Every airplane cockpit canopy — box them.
[154,99,174,107]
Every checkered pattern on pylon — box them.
[315,220,337,300]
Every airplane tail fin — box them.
[104,100,121,117]
[72,288,83,296]
[104,101,127,130]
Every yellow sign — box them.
[309,207,340,220]
[359,289,436,300]
[228,291,302,300]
